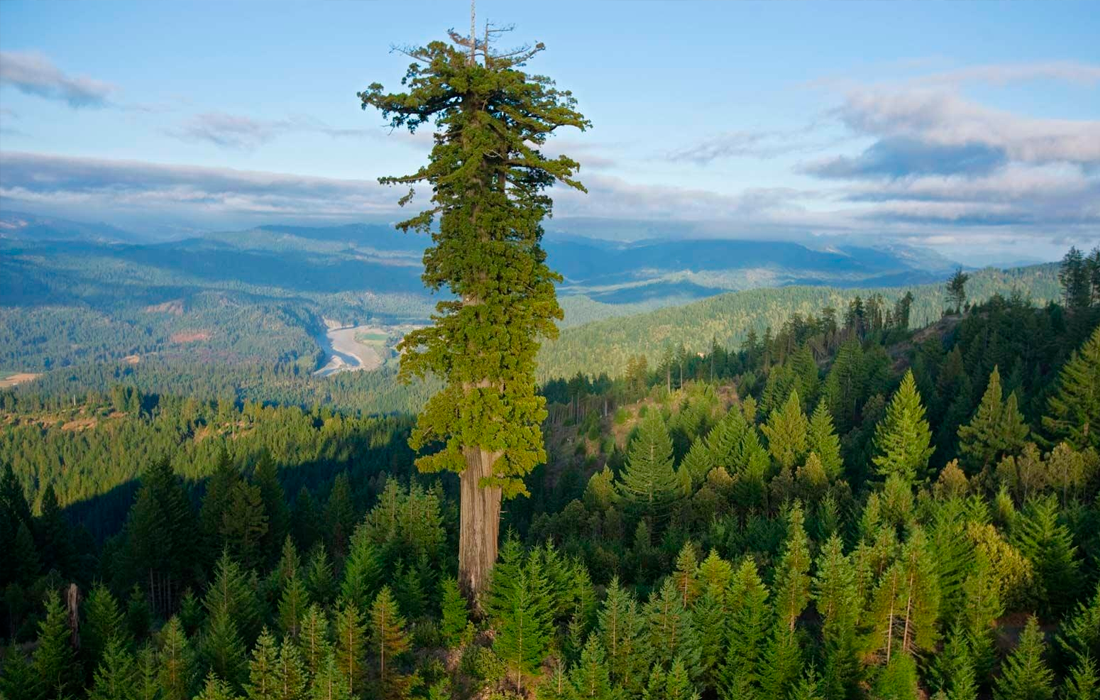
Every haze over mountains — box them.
[2,210,967,308]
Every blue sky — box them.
[1,0,1098,263]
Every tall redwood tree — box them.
[359,22,589,602]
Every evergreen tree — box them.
[439,577,469,648]
[82,582,126,674]
[994,616,1055,700]
[494,559,553,695]
[1061,655,1099,700]
[361,15,590,599]
[599,577,645,692]
[195,672,244,700]
[88,638,138,700]
[222,481,269,572]
[308,652,350,700]
[683,586,724,692]
[33,590,82,700]
[254,452,290,567]
[958,367,1028,471]
[275,639,307,700]
[719,559,770,700]
[644,579,686,669]
[762,390,809,470]
[764,503,812,698]
[368,587,412,700]
[333,601,367,697]
[808,401,844,482]
[873,371,934,484]
[1014,495,1081,616]
[158,616,196,700]
[1043,327,1100,450]
[617,412,680,523]
[566,637,618,700]
[812,535,861,699]
[297,604,331,678]
[245,628,279,700]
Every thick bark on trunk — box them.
[459,446,502,609]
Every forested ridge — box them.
[2,248,1099,700]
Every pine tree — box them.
[340,525,381,612]
[438,577,468,648]
[368,587,412,700]
[645,579,686,668]
[33,590,82,699]
[567,637,617,700]
[83,582,127,674]
[275,639,307,700]
[308,652,351,700]
[158,616,196,700]
[812,535,861,699]
[808,401,844,482]
[361,18,590,599]
[873,652,920,700]
[494,559,553,695]
[254,452,290,567]
[935,632,978,700]
[297,604,331,678]
[1043,327,1100,450]
[246,628,280,700]
[762,390,809,470]
[305,544,337,607]
[333,601,367,697]
[764,503,812,699]
[873,371,934,484]
[617,412,680,522]
[1061,655,1099,700]
[995,616,1055,700]
[599,577,645,692]
[1014,495,1081,616]
[682,585,724,692]
[88,638,138,700]
[222,481,269,572]
[195,672,244,700]
[958,367,1028,471]
[719,560,770,700]
[279,574,309,641]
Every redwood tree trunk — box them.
[459,446,502,608]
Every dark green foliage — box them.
[34,590,82,699]
[995,617,1055,700]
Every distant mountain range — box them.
[2,210,965,307]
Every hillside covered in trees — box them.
[2,248,1099,700]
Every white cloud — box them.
[0,51,116,108]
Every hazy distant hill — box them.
[537,262,1062,380]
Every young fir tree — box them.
[359,12,590,600]
[566,637,618,700]
[1042,326,1100,451]
[762,390,809,471]
[1014,495,1081,616]
[195,672,243,700]
[253,451,290,567]
[439,577,469,647]
[812,534,861,700]
[158,616,196,700]
[368,586,412,700]
[82,582,127,674]
[645,578,687,669]
[873,370,934,485]
[1061,656,1099,700]
[958,366,1028,471]
[995,616,1055,700]
[494,559,553,694]
[764,503,812,698]
[808,401,844,482]
[339,525,381,612]
[275,639,308,700]
[617,412,680,524]
[719,559,771,700]
[334,600,367,697]
[245,628,280,700]
[599,577,645,692]
[297,604,331,678]
[89,637,139,700]
[308,651,351,700]
[33,589,82,699]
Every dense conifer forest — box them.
[1,247,1099,700]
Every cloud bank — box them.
[0,51,116,108]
